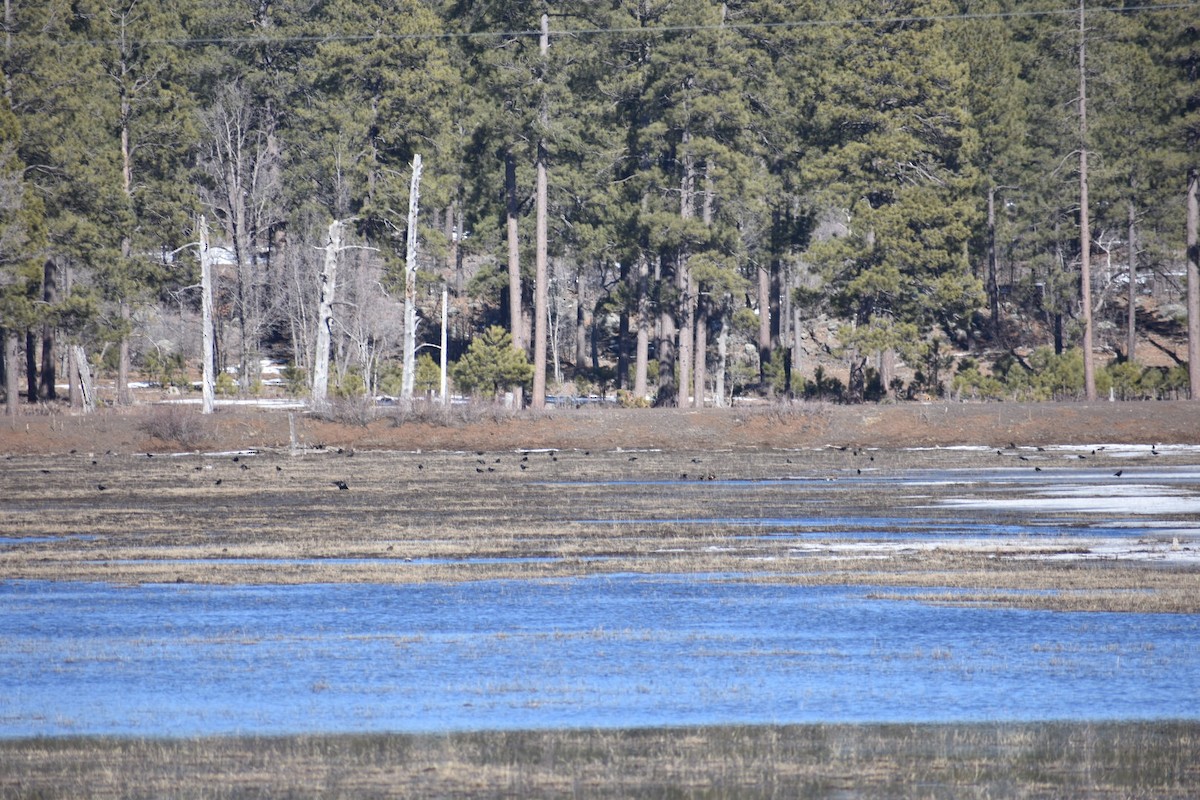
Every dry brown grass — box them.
[2,722,1198,798]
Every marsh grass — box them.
[2,722,1198,798]
[2,446,1198,611]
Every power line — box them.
[60,2,1199,48]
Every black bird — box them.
[232,456,239,463]
[1034,467,1042,472]
[417,464,424,470]
[520,463,528,471]
[691,458,701,463]
[1114,470,1123,477]
[240,464,249,470]
[276,465,282,472]
[520,456,529,462]
[97,484,107,491]
[584,451,591,456]
[40,469,50,474]
[332,480,349,490]
[476,467,484,473]
[628,456,638,461]
[146,453,154,458]
[214,479,222,485]
[1077,454,1087,459]
[1019,456,1029,461]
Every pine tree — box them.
[801,0,982,396]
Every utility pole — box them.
[532,12,550,408]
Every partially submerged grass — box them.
[2,722,1198,798]
[2,445,1198,612]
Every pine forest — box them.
[1,0,1198,411]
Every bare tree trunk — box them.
[71,345,94,414]
[4,329,18,415]
[987,183,1001,338]
[657,256,676,407]
[1078,0,1096,400]
[1126,193,1138,363]
[311,220,342,410]
[634,255,650,401]
[676,135,695,408]
[757,265,771,383]
[1187,167,1199,398]
[693,296,707,407]
[24,328,35,402]
[37,258,56,401]
[575,278,587,371]
[531,13,550,409]
[401,153,422,402]
[616,261,630,389]
[505,151,523,350]
[199,216,216,414]
[117,299,132,406]
[715,315,727,407]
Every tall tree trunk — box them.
[24,329,35,402]
[715,315,727,407]
[117,299,132,406]
[505,151,523,350]
[693,296,707,407]
[37,258,56,401]
[1126,193,1138,363]
[1187,167,1199,398]
[401,154,423,402]
[311,220,342,410]
[676,135,695,408]
[656,253,676,405]
[4,329,18,415]
[634,255,650,401]
[1078,0,1096,401]
[199,216,216,414]
[616,261,630,389]
[987,182,1001,338]
[531,13,550,409]
[503,154,524,407]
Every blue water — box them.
[2,577,1197,737]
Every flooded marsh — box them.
[4,443,1200,795]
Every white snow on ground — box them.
[780,537,1200,565]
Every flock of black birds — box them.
[10,440,1160,495]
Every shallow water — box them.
[2,576,1197,738]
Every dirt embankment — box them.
[0,400,1195,456]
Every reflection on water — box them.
[2,577,1197,737]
